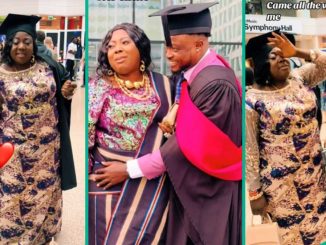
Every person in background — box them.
[0,13,77,244]
[65,36,77,81]
[44,36,58,61]
[36,30,52,58]
[73,36,83,81]
[317,51,326,148]
[319,80,326,147]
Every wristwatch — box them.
[310,49,317,62]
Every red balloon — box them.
[0,142,14,168]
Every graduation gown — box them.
[160,65,242,245]
[39,54,77,190]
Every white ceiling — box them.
[0,0,85,16]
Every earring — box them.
[140,60,145,72]
[30,55,35,64]
[108,69,113,76]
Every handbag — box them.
[246,213,282,245]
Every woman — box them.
[44,36,59,61]
[88,23,172,245]
[0,14,77,244]
[246,30,326,245]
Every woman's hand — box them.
[94,161,129,190]
[61,80,77,99]
[250,195,267,215]
[267,32,296,58]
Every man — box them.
[65,36,77,80]
[94,2,242,244]
[36,30,52,58]
[74,36,83,81]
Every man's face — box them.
[165,34,198,73]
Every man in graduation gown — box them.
[93,2,242,244]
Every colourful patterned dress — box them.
[0,62,62,244]
[246,52,326,245]
[88,72,171,245]
[88,75,160,156]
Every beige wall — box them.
[0,0,84,16]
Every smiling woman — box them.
[9,32,35,66]
[0,13,77,244]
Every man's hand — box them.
[250,195,267,215]
[158,121,174,134]
[94,161,129,190]
[159,104,179,136]
[61,80,77,99]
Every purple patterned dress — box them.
[0,62,62,244]
[246,52,326,245]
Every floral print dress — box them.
[246,52,326,245]
[0,62,62,245]
[88,74,160,166]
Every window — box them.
[39,16,65,30]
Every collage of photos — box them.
[0,0,325,244]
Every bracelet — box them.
[248,189,264,201]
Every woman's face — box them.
[268,47,290,82]
[107,29,141,76]
[10,32,34,66]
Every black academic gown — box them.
[160,66,242,245]
[38,54,77,190]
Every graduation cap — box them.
[149,2,218,47]
[0,13,41,40]
[246,30,296,84]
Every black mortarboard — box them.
[246,30,296,84]
[149,2,218,47]
[0,14,41,40]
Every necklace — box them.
[114,72,152,100]
[270,82,288,91]
[114,72,145,89]
[6,63,34,81]
[269,81,289,96]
